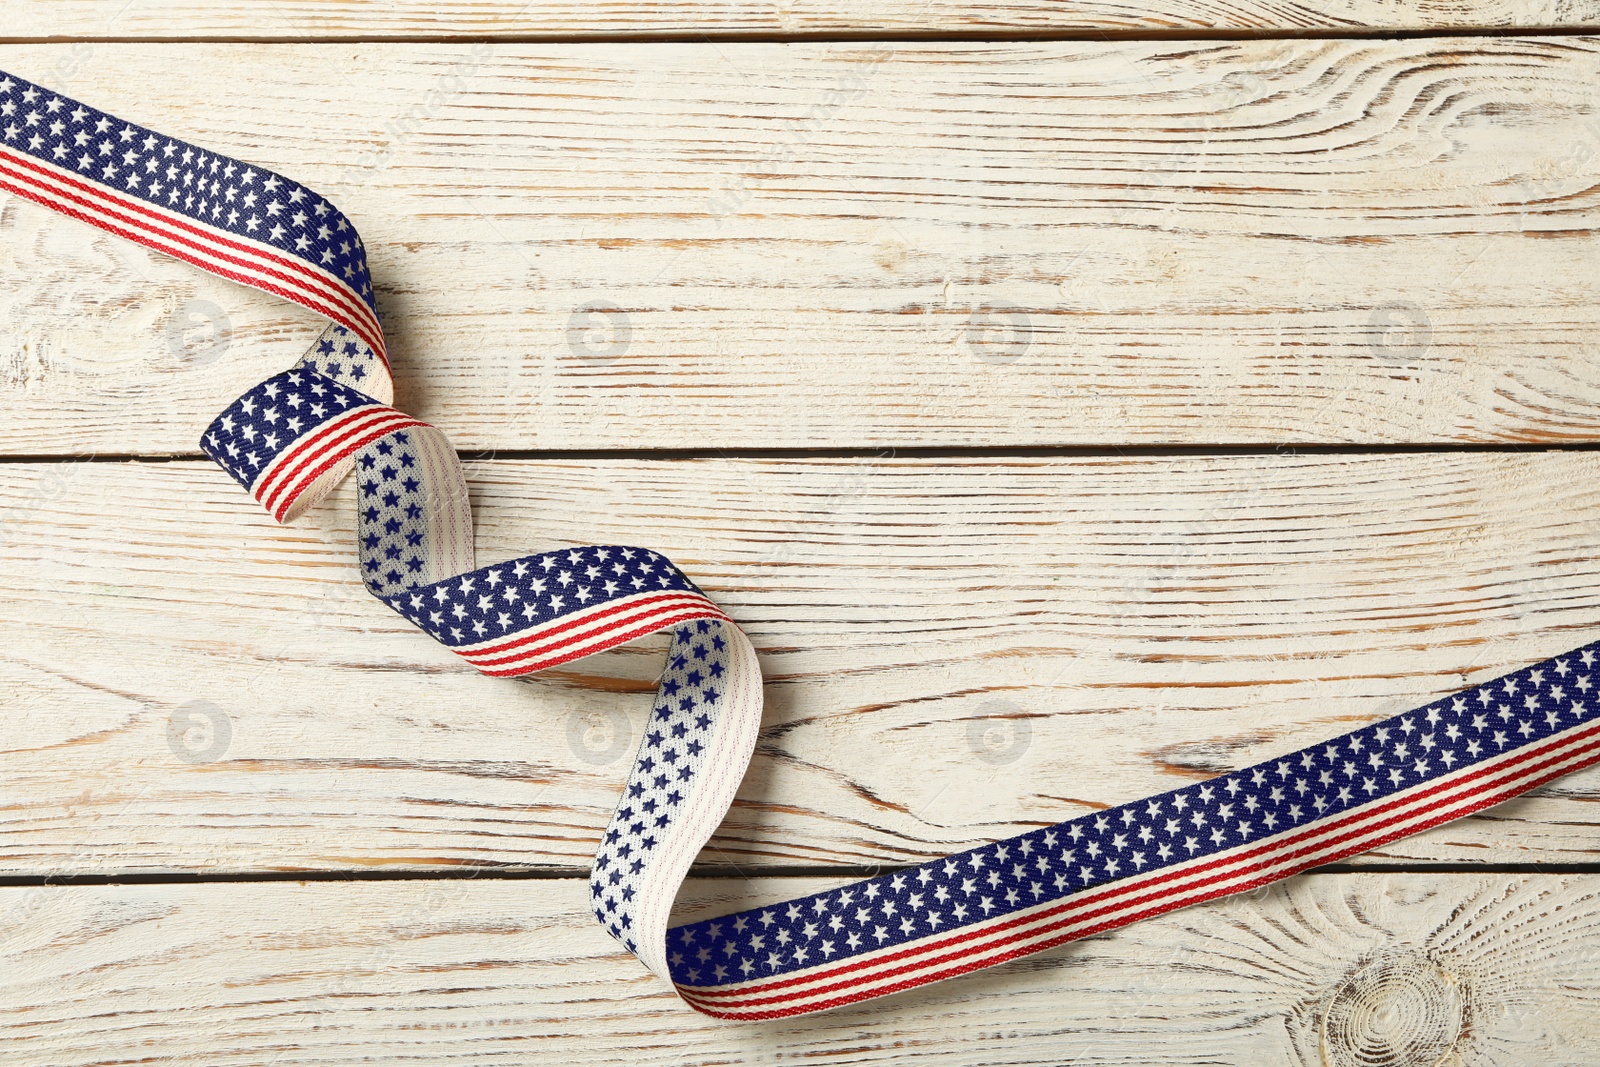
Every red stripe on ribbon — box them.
[0,146,385,359]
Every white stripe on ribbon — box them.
[679,712,1600,1017]
[0,144,384,358]
[255,405,426,521]
[10,66,1599,1024]
[455,590,731,676]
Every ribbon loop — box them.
[201,367,424,523]
[7,64,1600,1021]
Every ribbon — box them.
[4,67,1599,1020]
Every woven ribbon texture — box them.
[5,68,1600,1019]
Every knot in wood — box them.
[1319,953,1465,1067]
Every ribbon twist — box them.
[5,67,1600,1019]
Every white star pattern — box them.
[16,64,1600,1021]
[667,649,1600,988]
[201,367,371,486]
[383,545,700,647]
[0,73,377,308]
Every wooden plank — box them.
[7,0,1600,38]
[6,39,1600,454]
[5,451,1600,877]
[3,873,1598,1065]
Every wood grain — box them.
[6,0,1600,38]
[6,27,1600,1059]
[3,873,1598,1065]
[6,39,1600,454]
[6,452,1600,877]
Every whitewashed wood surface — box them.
[9,0,1600,36]
[5,40,1600,453]
[6,453,1600,876]
[4,874,1600,1066]
[4,23,1600,1067]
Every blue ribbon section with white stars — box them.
[10,62,1600,1023]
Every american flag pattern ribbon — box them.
[6,66,1600,1020]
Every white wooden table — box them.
[5,4,1600,1063]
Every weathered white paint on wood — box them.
[5,40,1600,453]
[6,0,1600,37]
[5,25,1600,1061]
[5,452,1599,877]
[3,874,1598,1066]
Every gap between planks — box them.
[6,860,1600,888]
[3,443,1600,466]
[9,40,1600,452]
[8,27,1600,44]
[4,873,1599,1066]
[7,452,1600,878]
[10,0,1600,38]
